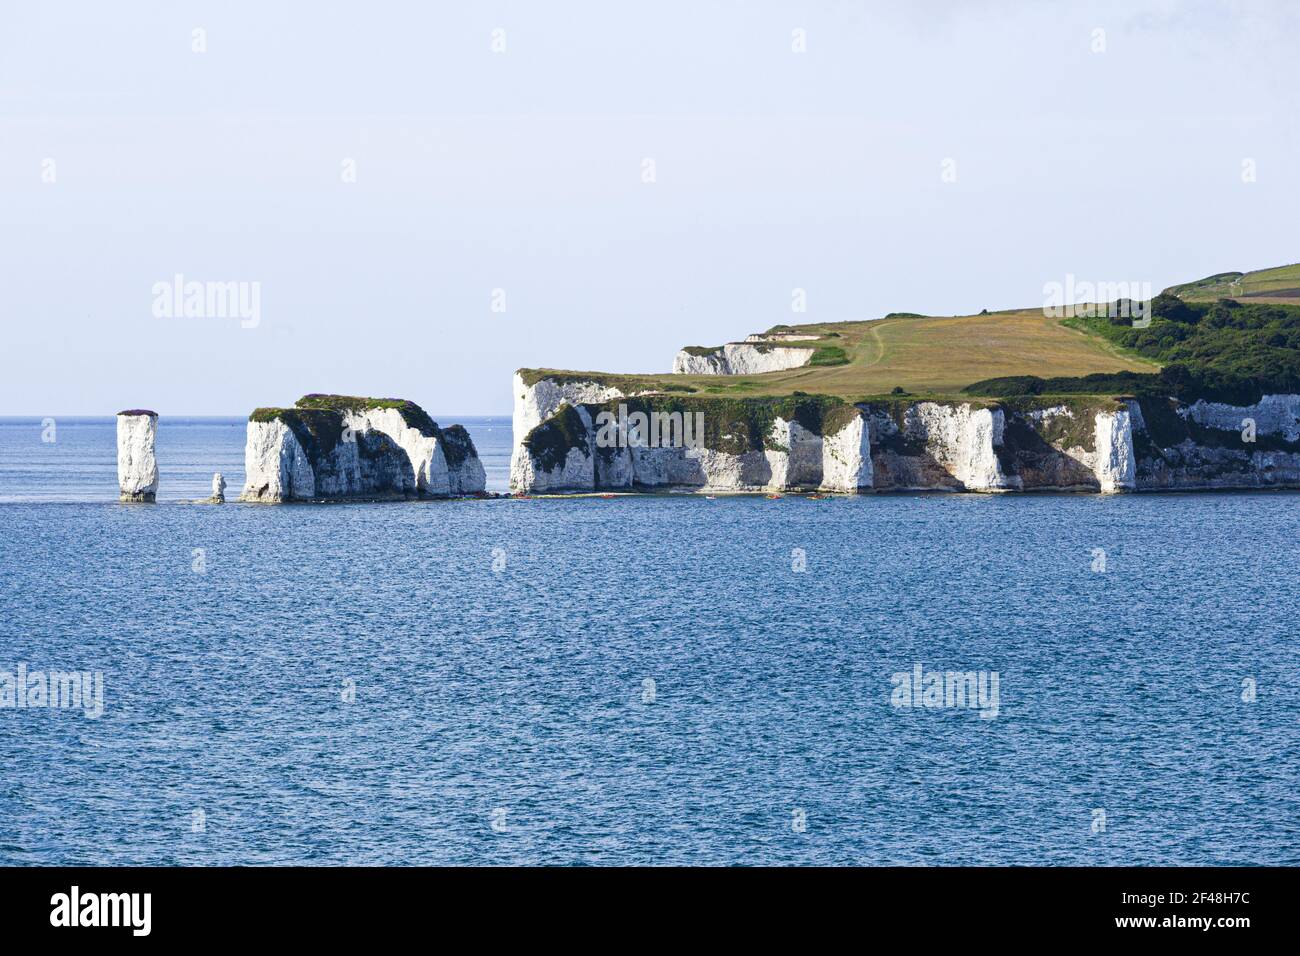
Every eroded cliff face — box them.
[672,343,813,375]
[441,424,488,495]
[511,374,851,493]
[510,376,1005,494]
[820,410,873,492]
[765,418,824,490]
[344,406,448,495]
[864,404,1019,491]
[241,396,486,502]
[242,418,317,502]
[509,372,640,492]
[1184,394,1300,441]
[511,373,1300,495]
[1094,408,1136,492]
[510,404,600,494]
[1132,394,1300,489]
[998,403,1134,492]
[116,411,159,502]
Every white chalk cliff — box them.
[241,396,486,502]
[1093,407,1136,492]
[344,406,450,496]
[820,410,873,492]
[509,372,638,492]
[116,411,159,502]
[511,375,1015,494]
[672,343,814,375]
[512,372,1300,494]
[1135,393,1300,489]
[510,405,600,494]
[913,403,1017,491]
[243,418,317,501]
[1184,393,1300,441]
[764,418,824,490]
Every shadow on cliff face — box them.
[871,449,962,490]
[281,412,418,499]
[868,415,964,491]
[998,415,1098,490]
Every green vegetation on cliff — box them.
[608,393,849,454]
[249,407,346,460]
[249,394,479,463]
[1133,394,1300,456]
[439,424,476,468]
[963,371,1160,398]
[523,404,591,471]
[294,394,440,436]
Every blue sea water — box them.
[0,415,515,502]
[1,417,1298,865]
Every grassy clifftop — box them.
[249,394,442,443]
[522,310,1157,403]
[294,394,440,435]
[520,263,1300,405]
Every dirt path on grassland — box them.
[859,320,891,369]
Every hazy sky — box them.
[2,1,1298,414]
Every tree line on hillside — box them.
[966,295,1300,404]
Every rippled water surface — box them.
[1,419,1298,864]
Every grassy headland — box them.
[523,310,1158,404]
[1164,263,1300,306]
[521,263,1300,407]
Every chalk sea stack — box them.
[240,394,486,502]
[116,410,159,502]
[210,472,226,503]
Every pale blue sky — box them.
[2,1,1297,414]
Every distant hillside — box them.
[1059,293,1300,404]
[1165,263,1300,305]
[526,310,1156,402]
[523,262,1300,404]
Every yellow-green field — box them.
[1165,263,1300,305]
[532,309,1159,400]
